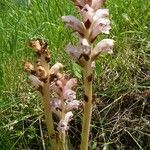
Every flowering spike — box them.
[24,39,79,149]
[62,0,114,149]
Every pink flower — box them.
[62,15,86,36]
[50,63,63,75]
[65,100,80,112]
[63,89,76,101]
[51,98,61,109]
[80,4,94,23]
[66,43,82,60]
[89,9,110,41]
[28,75,43,89]
[51,98,62,118]
[72,0,106,11]
[66,39,91,61]
[57,111,73,133]
[50,80,63,95]
[93,39,114,57]
[91,0,106,11]
[91,18,111,41]
[93,9,109,21]
[64,78,77,90]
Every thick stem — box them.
[42,82,59,150]
[60,132,66,150]
[42,59,59,150]
[59,96,67,150]
[80,62,93,150]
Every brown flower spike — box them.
[24,39,79,150]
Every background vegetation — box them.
[0,0,150,149]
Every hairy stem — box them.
[59,96,67,150]
[60,132,66,150]
[80,62,93,150]
[42,59,59,150]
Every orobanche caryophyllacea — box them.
[24,39,80,150]
[24,0,114,150]
[62,0,114,149]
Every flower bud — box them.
[28,75,43,89]
[24,62,35,74]
[36,66,48,81]
[50,63,63,75]
[29,40,42,52]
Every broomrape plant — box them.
[24,0,114,150]
[24,39,80,150]
[62,0,114,149]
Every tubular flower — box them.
[66,39,91,64]
[62,15,86,36]
[28,74,43,89]
[91,39,114,60]
[57,111,73,133]
[50,63,63,75]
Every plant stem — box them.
[42,59,59,150]
[60,132,66,150]
[59,96,67,150]
[80,62,93,150]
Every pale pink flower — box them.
[91,18,111,41]
[50,80,63,95]
[66,40,91,61]
[80,4,94,23]
[50,63,63,75]
[93,39,114,55]
[28,75,43,89]
[51,98,61,110]
[57,111,73,133]
[51,98,62,118]
[62,15,86,35]
[72,0,106,11]
[64,78,77,91]
[66,43,82,60]
[91,0,106,11]
[65,100,80,112]
[63,89,76,101]
[93,9,109,21]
